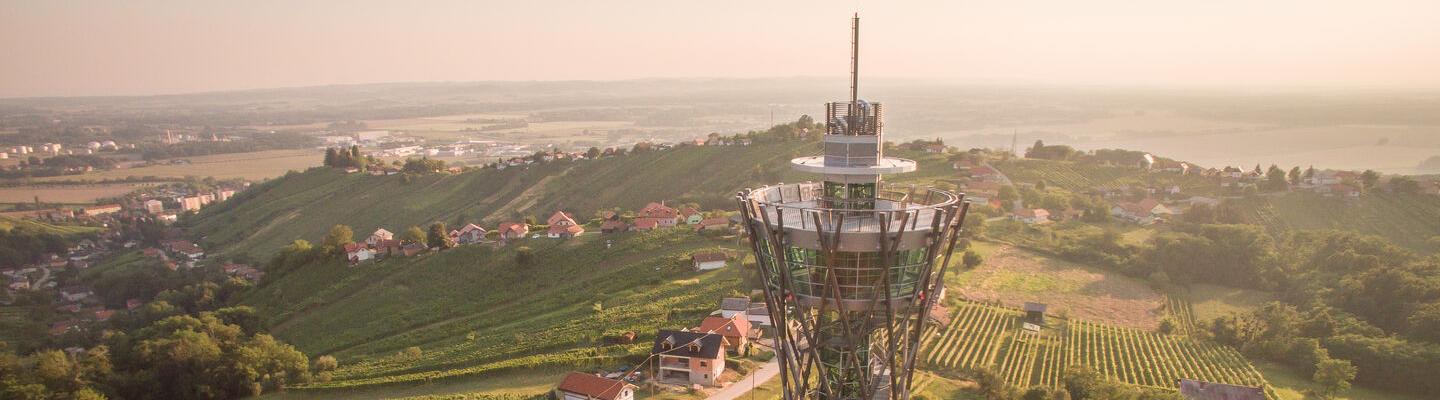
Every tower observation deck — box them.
[736,15,970,400]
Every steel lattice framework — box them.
[735,16,970,400]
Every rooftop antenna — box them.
[850,13,860,106]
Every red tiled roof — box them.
[697,217,728,227]
[557,372,632,400]
[638,202,677,219]
[697,315,751,338]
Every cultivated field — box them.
[0,182,155,204]
[34,149,320,183]
[951,245,1165,330]
[1180,283,1276,323]
[921,302,1274,396]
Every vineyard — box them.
[1234,192,1440,253]
[921,302,1275,397]
[1164,294,1201,336]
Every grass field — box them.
[1253,361,1427,400]
[1181,283,1276,324]
[0,306,43,351]
[0,182,157,204]
[951,245,1165,330]
[1234,192,1440,253]
[920,302,1272,396]
[34,149,321,183]
[254,230,748,392]
[258,367,565,400]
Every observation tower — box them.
[735,16,970,400]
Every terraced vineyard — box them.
[1234,192,1440,253]
[922,302,1275,397]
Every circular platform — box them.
[791,156,917,175]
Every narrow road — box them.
[707,359,779,400]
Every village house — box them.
[696,314,752,354]
[696,217,729,232]
[82,204,122,217]
[635,202,680,229]
[374,239,403,257]
[168,241,205,260]
[452,223,488,245]
[1012,208,1051,224]
[344,243,374,264]
[497,222,530,240]
[365,228,395,247]
[60,286,94,302]
[555,372,635,400]
[402,243,426,257]
[126,299,144,311]
[1111,198,1174,225]
[547,211,585,238]
[600,219,630,234]
[652,329,725,386]
[718,297,750,319]
[967,165,1005,183]
[8,276,29,290]
[691,252,727,271]
[679,207,704,225]
[180,196,204,211]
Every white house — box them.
[691,252,727,270]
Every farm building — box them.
[556,372,635,400]
[1023,302,1047,325]
[691,252,727,270]
[1177,379,1264,400]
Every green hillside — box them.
[248,230,747,391]
[187,141,816,261]
[991,158,1216,193]
[1233,192,1440,253]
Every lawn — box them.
[35,149,321,182]
[951,244,1165,330]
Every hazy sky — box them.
[2,0,1438,97]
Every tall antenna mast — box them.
[850,14,860,105]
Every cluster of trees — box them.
[1,311,311,399]
[0,227,74,268]
[0,154,119,179]
[322,145,369,169]
[1024,140,1079,161]
[401,157,448,174]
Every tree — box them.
[1360,170,1380,190]
[401,226,426,244]
[962,250,984,269]
[313,355,338,372]
[323,148,337,167]
[998,185,1019,206]
[1288,166,1302,185]
[1265,165,1288,191]
[1313,358,1356,398]
[1305,165,1316,179]
[321,225,353,255]
[585,147,601,159]
[427,223,453,249]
